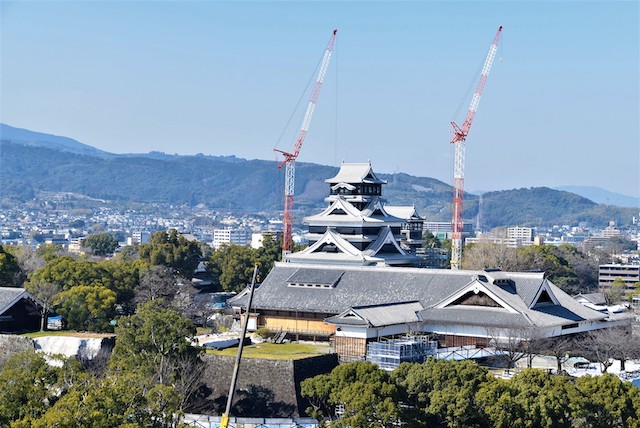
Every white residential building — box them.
[212,228,250,249]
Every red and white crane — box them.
[275,29,337,258]
[450,25,502,270]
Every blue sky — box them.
[1,1,638,198]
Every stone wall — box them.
[0,334,35,370]
[201,353,338,418]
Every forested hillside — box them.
[1,141,636,227]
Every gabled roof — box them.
[384,205,424,221]
[363,226,411,259]
[305,197,370,224]
[0,287,35,315]
[243,264,608,330]
[325,162,386,185]
[290,228,365,261]
[326,301,423,327]
[360,199,403,221]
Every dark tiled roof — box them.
[326,301,423,327]
[418,307,532,328]
[0,287,28,314]
[287,268,344,286]
[244,263,607,330]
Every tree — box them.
[391,359,494,428]
[209,243,256,292]
[0,351,60,425]
[301,361,402,427]
[573,373,640,428]
[109,300,204,408]
[461,242,522,271]
[476,369,576,428]
[24,280,61,331]
[253,235,281,283]
[534,335,577,374]
[139,230,201,278]
[54,285,117,332]
[134,265,179,305]
[31,372,181,428]
[487,327,540,369]
[0,244,22,286]
[580,328,624,373]
[82,233,119,256]
[423,230,441,249]
[606,278,626,304]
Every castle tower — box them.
[285,162,421,266]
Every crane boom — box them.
[450,25,502,270]
[275,29,337,257]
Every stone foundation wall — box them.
[201,353,338,418]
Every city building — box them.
[598,264,640,294]
[602,221,622,238]
[423,221,473,241]
[212,228,250,249]
[127,231,150,246]
[507,226,534,244]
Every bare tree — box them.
[487,326,539,369]
[536,335,577,374]
[171,277,198,319]
[25,280,61,331]
[580,328,628,373]
[462,242,522,271]
[170,352,208,412]
[134,266,178,306]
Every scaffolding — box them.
[366,336,438,371]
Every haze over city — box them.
[1,1,638,198]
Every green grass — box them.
[205,342,331,360]
[21,330,114,339]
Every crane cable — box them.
[273,49,325,154]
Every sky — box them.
[1,1,638,198]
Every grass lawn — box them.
[205,342,331,360]
[21,330,114,339]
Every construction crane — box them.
[450,25,502,270]
[274,29,337,258]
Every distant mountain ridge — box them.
[0,124,637,228]
[554,185,639,208]
[0,123,112,158]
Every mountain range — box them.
[1,123,637,228]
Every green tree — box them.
[301,361,402,428]
[253,235,281,283]
[0,244,22,286]
[109,301,202,395]
[139,230,201,278]
[31,373,181,428]
[572,373,640,428]
[606,278,627,304]
[82,233,119,256]
[392,359,493,428]
[0,351,60,425]
[477,369,576,428]
[209,243,256,292]
[54,285,117,332]
[29,256,145,315]
[423,230,441,248]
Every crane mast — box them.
[275,29,337,258]
[450,25,502,270]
